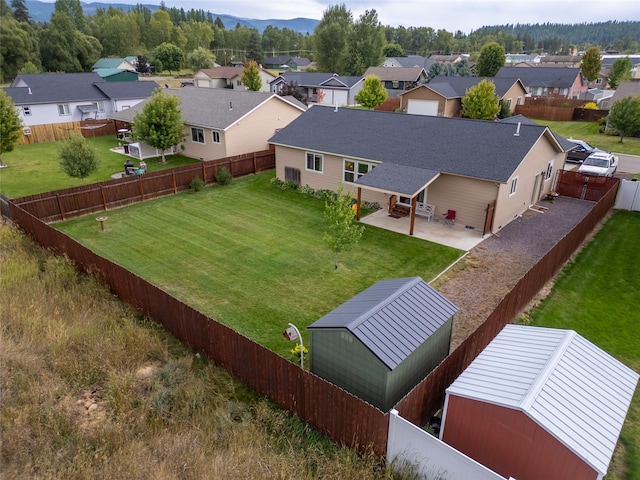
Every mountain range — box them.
[23,1,320,34]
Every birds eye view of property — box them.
[1,1,639,479]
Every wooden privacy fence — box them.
[12,149,275,223]
[394,182,618,426]
[555,169,619,201]
[7,202,390,456]
[18,119,117,145]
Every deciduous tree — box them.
[58,135,99,184]
[241,60,262,91]
[580,46,602,83]
[606,95,640,143]
[461,79,500,120]
[476,41,505,77]
[607,56,633,89]
[323,184,364,269]
[0,90,22,167]
[355,74,387,109]
[154,42,183,74]
[133,89,185,164]
[186,47,214,72]
[342,9,385,76]
[314,4,352,74]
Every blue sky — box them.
[41,0,640,33]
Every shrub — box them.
[189,176,205,191]
[215,167,232,186]
[583,102,598,110]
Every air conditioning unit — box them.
[23,127,32,136]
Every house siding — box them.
[400,88,447,116]
[17,101,113,126]
[502,83,527,112]
[442,395,598,480]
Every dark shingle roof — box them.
[272,72,363,89]
[500,115,575,152]
[7,73,109,104]
[388,55,435,69]
[308,277,458,370]
[269,106,554,183]
[428,76,523,98]
[364,67,425,82]
[495,67,583,88]
[94,81,158,100]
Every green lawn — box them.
[53,171,463,359]
[0,136,199,198]
[535,120,640,156]
[525,210,640,480]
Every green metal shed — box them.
[308,277,457,411]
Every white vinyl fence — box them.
[387,410,511,480]
[615,179,640,211]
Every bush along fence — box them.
[10,149,276,223]
[4,170,619,464]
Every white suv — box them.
[577,151,618,177]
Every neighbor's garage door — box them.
[407,99,439,116]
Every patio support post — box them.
[356,187,362,220]
[410,196,417,236]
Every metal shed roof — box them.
[446,324,639,476]
[308,277,458,370]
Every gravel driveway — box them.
[437,196,600,349]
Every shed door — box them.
[407,99,438,116]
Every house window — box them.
[92,101,105,113]
[392,80,399,88]
[284,167,301,185]
[509,177,518,196]
[58,104,71,116]
[545,160,553,180]
[344,159,376,183]
[191,127,205,143]
[306,152,323,172]
[22,106,31,116]
[212,131,220,143]
[506,98,512,108]
[516,97,522,105]
[595,78,602,85]
[553,88,559,94]
[236,80,242,86]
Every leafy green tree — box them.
[18,61,39,74]
[58,135,99,184]
[461,79,500,120]
[476,42,505,77]
[147,9,174,48]
[0,9,40,80]
[241,60,262,91]
[580,46,601,83]
[54,0,86,32]
[88,7,142,57]
[606,95,640,143]
[154,42,183,74]
[314,4,352,73]
[180,21,214,53]
[355,74,387,109]
[323,184,364,269]
[607,56,633,89]
[383,42,404,57]
[186,47,215,72]
[0,90,23,167]
[133,89,185,164]
[341,9,385,76]
[245,30,263,63]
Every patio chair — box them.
[424,204,435,223]
[443,209,456,225]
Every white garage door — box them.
[407,99,439,116]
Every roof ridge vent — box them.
[514,121,521,136]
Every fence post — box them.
[172,171,177,194]
[253,152,257,174]
[100,185,108,211]
[56,194,66,221]
[202,162,207,183]
[139,175,145,201]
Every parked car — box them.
[566,139,604,163]
[577,151,618,176]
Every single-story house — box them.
[111,88,306,161]
[270,72,365,106]
[269,106,569,235]
[539,54,582,67]
[441,324,639,480]
[308,276,457,411]
[495,66,588,99]
[429,54,466,65]
[4,73,158,127]
[262,56,312,71]
[604,80,640,108]
[399,76,527,117]
[193,66,275,92]
[92,56,137,72]
[363,67,428,98]
[383,55,435,70]
[505,54,540,65]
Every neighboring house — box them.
[308,276,457,411]
[539,54,582,67]
[270,72,365,106]
[111,88,306,161]
[429,54,466,65]
[193,67,275,92]
[269,106,568,235]
[495,66,588,99]
[4,73,158,127]
[93,56,137,72]
[602,54,640,80]
[363,67,428,98]
[262,56,312,71]
[383,55,435,70]
[399,76,527,117]
[505,53,540,65]
[95,68,139,82]
[601,80,640,109]
[441,324,639,480]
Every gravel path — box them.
[436,196,599,349]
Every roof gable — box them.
[269,106,553,183]
[446,324,639,476]
[495,66,583,88]
[309,277,457,370]
[195,67,243,80]
[364,67,426,82]
[272,72,364,89]
[427,76,524,98]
